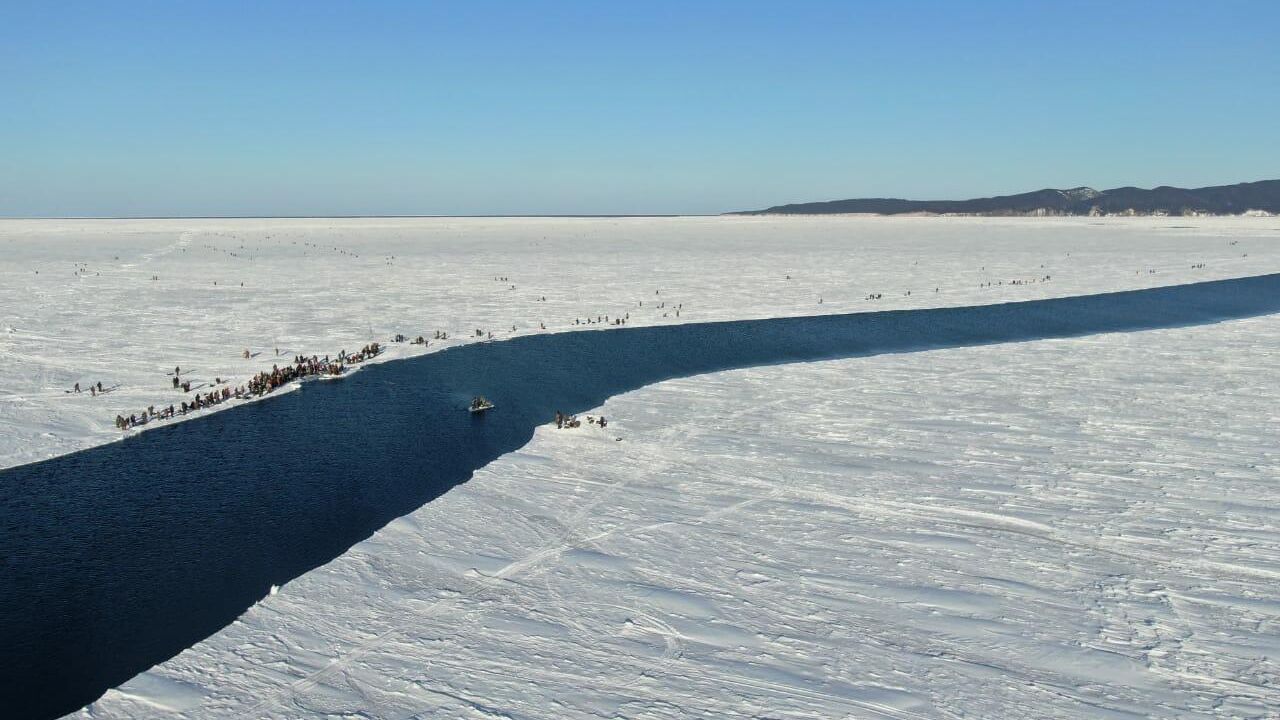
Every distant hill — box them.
[734,180,1280,217]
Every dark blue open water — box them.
[2,273,1279,718]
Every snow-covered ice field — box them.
[3,216,1279,717]
[77,308,1280,719]
[2,215,1277,470]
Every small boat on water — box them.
[469,396,495,413]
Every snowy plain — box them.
[76,307,1280,719]
[2,215,1277,470]
[1,216,1278,717]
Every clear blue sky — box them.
[3,0,1278,216]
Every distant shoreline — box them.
[726,211,1279,218]
[2,211,1277,221]
[733,179,1280,217]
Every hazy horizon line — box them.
[0,213,717,221]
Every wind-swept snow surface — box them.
[78,311,1280,719]
[2,215,1278,469]
[5,216,1278,717]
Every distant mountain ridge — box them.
[734,180,1280,217]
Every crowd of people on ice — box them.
[554,410,606,430]
[112,343,382,431]
[574,313,631,326]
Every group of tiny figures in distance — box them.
[575,313,634,326]
[393,330,476,344]
[113,343,383,431]
[70,381,105,396]
[977,275,1052,288]
[553,410,606,430]
[393,330,449,342]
